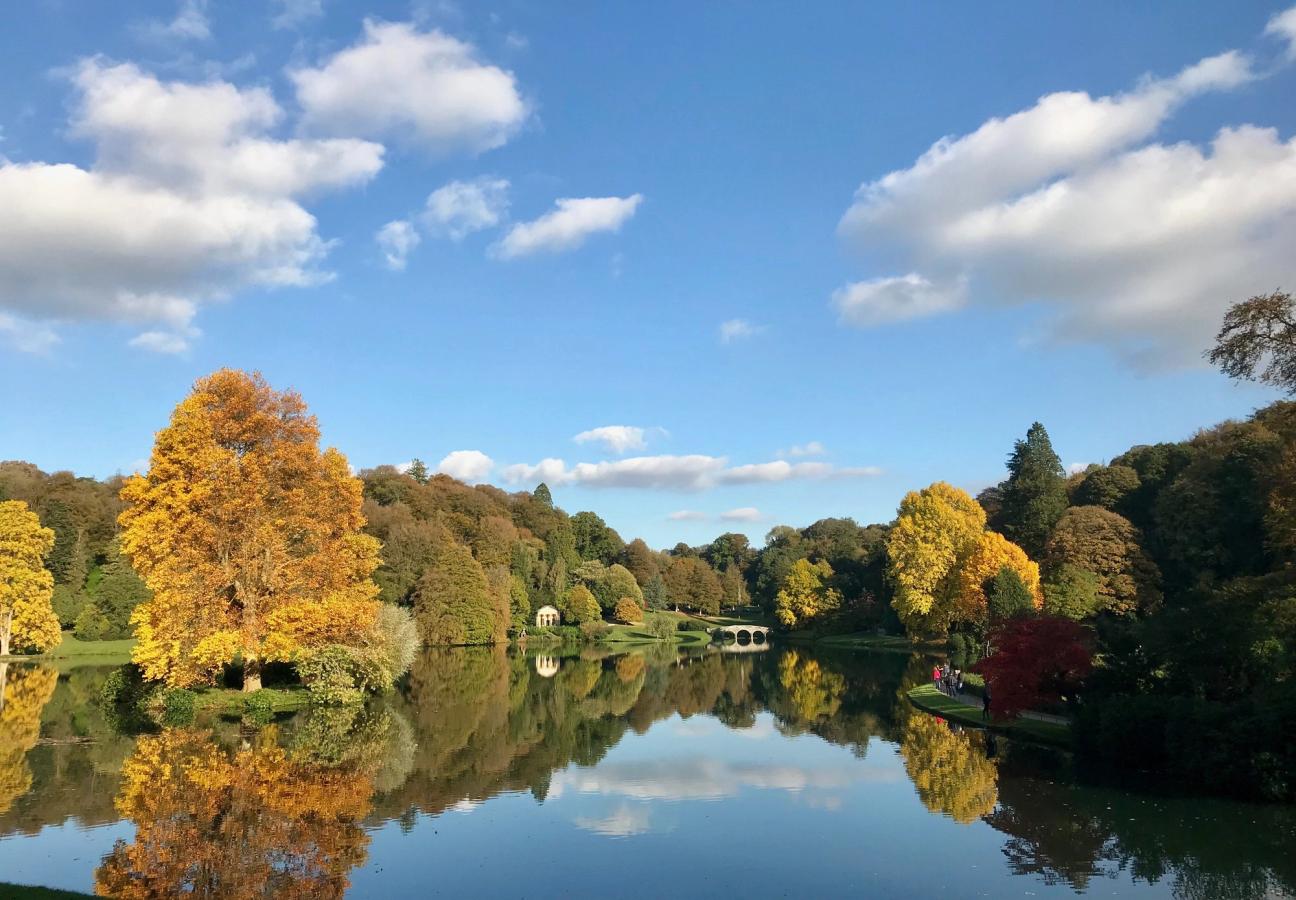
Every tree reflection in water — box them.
[94,705,409,899]
[899,712,999,823]
[0,664,58,815]
[0,647,1293,898]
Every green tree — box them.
[1074,465,1141,512]
[603,564,642,612]
[704,533,752,572]
[1208,290,1296,393]
[1042,565,1102,620]
[643,574,668,611]
[560,584,601,624]
[87,538,149,639]
[413,531,504,646]
[533,483,554,510]
[988,566,1035,623]
[751,526,805,612]
[570,511,624,564]
[40,500,85,588]
[407,459,430,484]
[1000,422,1068,557]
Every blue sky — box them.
[2,1,1294,548]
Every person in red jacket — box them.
[932,664,942,692]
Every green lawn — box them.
[600,611,716,646]
[906,683,1071,748]
[0,633,136,670]
[192,685,311,714]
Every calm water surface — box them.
[1,646,1294,898]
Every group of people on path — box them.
[932,662,992,720]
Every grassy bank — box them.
[600,612,714,647]
[0,633,136,671]
[907,683,1071,748]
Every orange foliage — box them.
[95,727,373,899]
[118,370,380,688]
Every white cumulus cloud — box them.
[436,449,494,482]
[573,425,648,454]
[423,177,509,239]
[1268,5,1296,59]
[291,20,527,156]
[493,194,642,259]
[0,60,384,353]
[832,274,965,327]
[376,220,421,270]
[835,32,1296,368]
[720,507,763,522]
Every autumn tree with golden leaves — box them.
[118,370,381,690]
[885,482,987,636]
[0,500,61,656]
[952,531,1042,631]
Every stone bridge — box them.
[711,624,772,645]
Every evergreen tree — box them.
[999,422,1067,557]
[643,574,668,611]
[533,482,554,510]
[41,500,85,587]
[988,566,1035,623]
[90,539,150,639]
[407,459,429,484]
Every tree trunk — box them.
[0,662,8,713]
[0,608,11,658]
[243,655,262,692]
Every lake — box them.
[2,645,1294,898]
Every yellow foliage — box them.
[0,665,58,814]
[0,500,61,654]
[886,483,986,635]
[900,712,999,823]
[118,370,381,687]
[774,558,841,630]
[777,649,845,723]
[953,531,1043,626]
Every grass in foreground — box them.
[907,683,1071,748]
